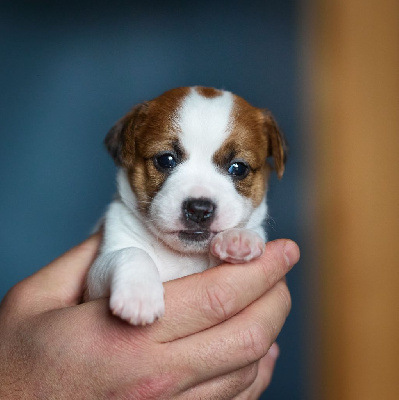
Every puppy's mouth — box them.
[178,230,212,242]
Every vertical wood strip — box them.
[308,0,399,399]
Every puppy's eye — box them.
[154,153,177,171]
[228,161,249,179]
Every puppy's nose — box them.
[183,198,215,224]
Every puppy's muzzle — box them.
[183,198,215,225]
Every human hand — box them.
[0,234,299,399]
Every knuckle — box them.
[2,281,28,308]
[258,256,280,289]
[238,324,269,363]
[124,373,178,400]
[206,364,259,400]
[0,282,31,323]
[275,281,292,318]
[201,278,237,322]
[234,363,259,391]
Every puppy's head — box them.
[106,86,286,253]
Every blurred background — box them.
[0,1,398,399]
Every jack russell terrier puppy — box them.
[86,86,286,325]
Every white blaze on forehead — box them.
[148,87,262,248]
[177,88,234,157]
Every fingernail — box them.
[268,342,280,359]
[283,240,299,267]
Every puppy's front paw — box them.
[110,279,165,325]
[211,228,265,264]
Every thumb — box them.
[18,233,101,311]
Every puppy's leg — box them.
[87,248,164,325]
[210,228,265,264]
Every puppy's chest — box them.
[150,243,219,282]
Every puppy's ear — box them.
[262,110,287,179]
[104,118,126,166]
[104,102,149,168]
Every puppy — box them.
[86,86,286,325]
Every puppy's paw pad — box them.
[110,281,165,325]
[211,229,265,263]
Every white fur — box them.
[87,88,268,325]
[179,88,234,155]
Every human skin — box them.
[0,233,299,399]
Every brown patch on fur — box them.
[213,94,286,207]
[105,103,149,167]
[105,87,190,215]
[262,109,287,179]
[195,86,223,98]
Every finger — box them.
[14,233,102,311]
[179,362,259,400]
[233,343,280,399]
[147,239,299,343]
[167,279,291,390]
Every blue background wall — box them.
[0,1,304,398]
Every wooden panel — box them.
[306,0,399,399]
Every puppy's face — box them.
[106,87,286,253]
